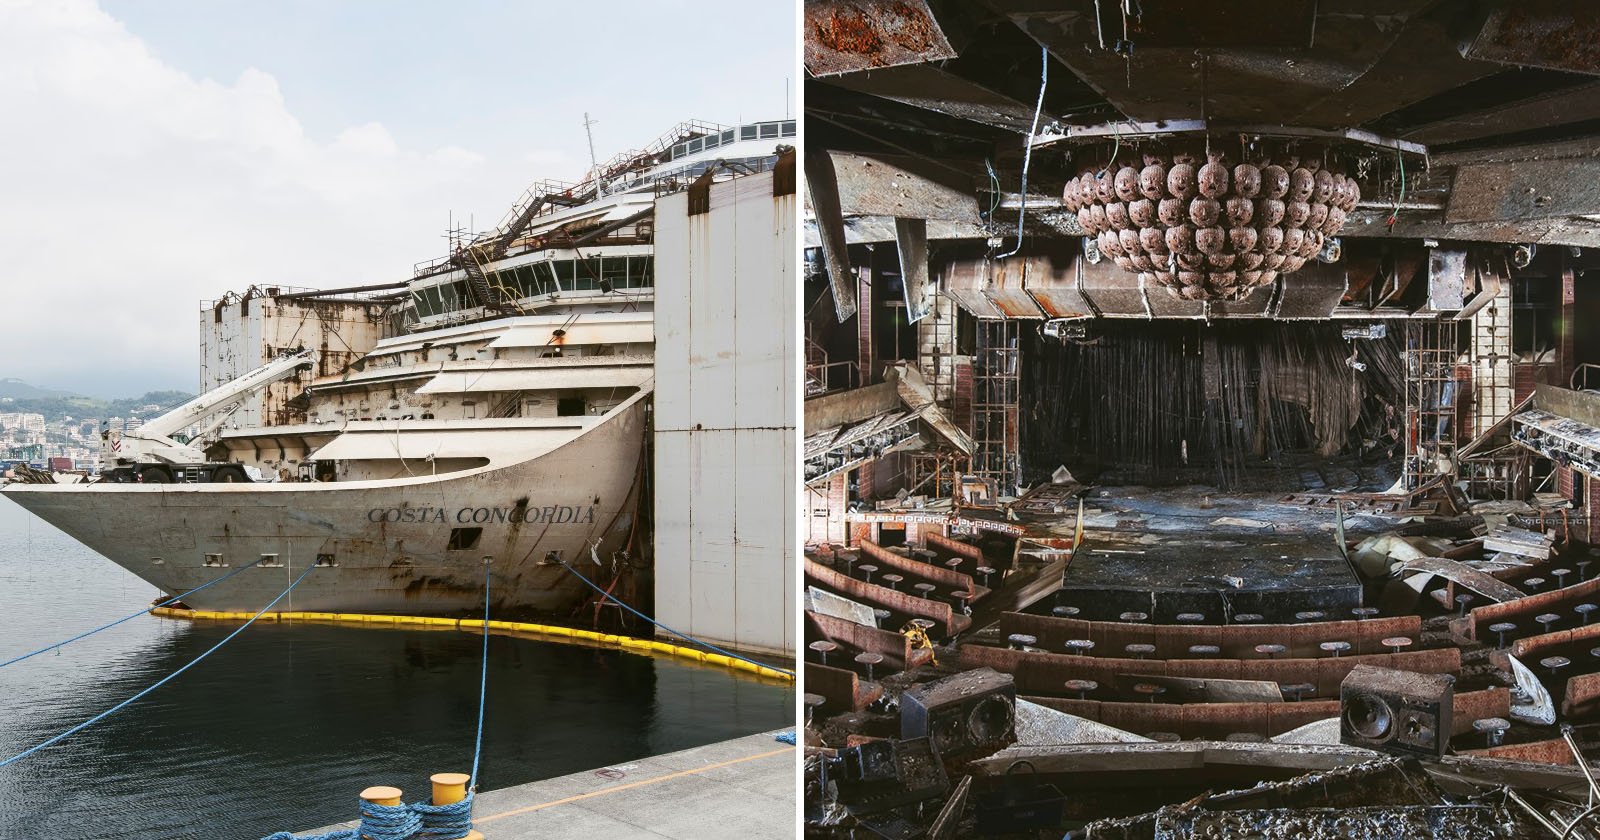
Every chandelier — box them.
[1064,144,1362,301]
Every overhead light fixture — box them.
[1067,144,1358,301]
[1043,125,1424,302]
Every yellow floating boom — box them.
[147,607,793,682]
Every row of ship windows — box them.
[161,553,340,568]
[412,256,654,317]
[665,121,795,161]
[173,529,493,568]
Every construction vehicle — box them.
[99,348,317,484]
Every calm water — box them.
[0,495,793,839]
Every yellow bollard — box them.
[358,786,404,840]
[360,786,403,807]
[431,772,484,840]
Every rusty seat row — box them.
[999,611,1422,660]
[962,643,1460,702]
[1020,688,1511,742]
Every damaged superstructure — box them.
[803,1,1600,835]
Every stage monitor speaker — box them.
[1339,664,1453,758]
[900,667,1017,764]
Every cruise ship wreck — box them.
[800,2,1600,837]
[3,118,796,618]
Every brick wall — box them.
[804,474,851,546]
[953,357,975,435]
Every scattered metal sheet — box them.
[1393,557,1524,602]
[1480,525,1554,560]
[807,585,880,626]
[803,0,958,77]
[1113,674,1288,704]
[826,151,981,223]
[1273,262,1349,319]
[805,149,859,322]
[942,257,1006,318]
[824,63,1043,133]
[1154,805,1502,839]
[894,363,973,455]
[1422,248,1466,312]
[1446,158,1600,224]
[894,218,932,324]
[1463,3,1600,76]
[1088,0,1314,49]
[1077,254,1150,318]
[1402,81,1600,145]
[1507,654,1556,726]
[1511,407,1600,479]
[925,774,971,840]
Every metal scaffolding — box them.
[1404,320,1461,490]
[972,319,1021,495]
[916,292,958,404]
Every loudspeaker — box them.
[900,667,1017,764]
[1339,664,1454,758]
[832,737,950,815]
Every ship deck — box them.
[301,729,795,839]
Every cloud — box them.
[0,0,556,396]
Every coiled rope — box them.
[0,563,317,768]
[559,554,794,678]
[262,799,421,840]
[0,557,266,669]
[261,564,491,840]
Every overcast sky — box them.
[0,0,794,397]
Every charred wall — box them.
[1020,322,1405,488]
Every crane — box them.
[100,348,317,484]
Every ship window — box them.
[203,553,226,568]
[571,259,599,291]
[782,120,796,136]
[672,143,686,159]
[600,256,628,291]
[557,396,586,417]
[721,129,734,145]
[259,553,282,568]
[688,137,703,154]
[315,553,338,567]
[703,133,718,150]
[629,256,653,288]
[448,528,482,551]
[759,122,778,139]
[741,125,758,140]
[554,260,576,291]
[532,262,557,294]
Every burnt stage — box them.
[1026,486,1394,623]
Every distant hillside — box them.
[0,388,194,422]
[0,378,79,400]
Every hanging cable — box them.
[560,553,794,677]
[997,45,1049,260]
[0,557,266,670]
[0,563,318,768]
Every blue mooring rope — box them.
[0,557,266,669]
[470,566,489,789]
[261,795,474,840]
[557,558,795,677]
[0,563,317,769]
[259,565,490,840]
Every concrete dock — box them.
[306,729,795,839]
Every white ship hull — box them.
[1,393,649,616]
